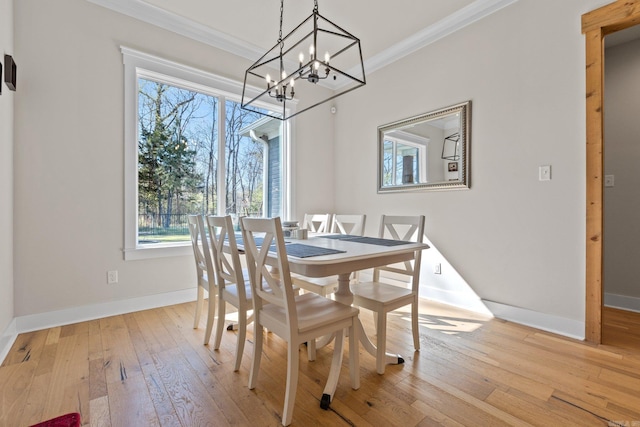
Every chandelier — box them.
[241,0,366,120]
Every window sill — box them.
[124,242,192,260]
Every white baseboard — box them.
[604,292,640,313]
[0,318,17,366]
[482,299,585,340]
[421,285,494,317]
[1,288,197,364]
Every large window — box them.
[122,48,292,259]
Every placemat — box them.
[318,234,361,240]
[340,236,412,246]
[283,243,346,258]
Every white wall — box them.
[604,37,640,310]
[6,0,618,342]
[0,0,15,356]
[333,0,607,337]
[11,0,334,318]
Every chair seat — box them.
[261,292,359,335]
[352,281,412,303]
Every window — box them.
[382,136,426,186]
[122,48,292,259]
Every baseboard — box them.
[0,318,18,366]
[421,285,494,317]
[482,299,585,340]
[604,292,640,313]
[1,288,197,364]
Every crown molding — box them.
[88,0,519,79]
[87,0,264,61]
[360,0,520,76]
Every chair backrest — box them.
[302,213,332,233]
[331,214,366,236]
[206,215,246,298]
[241,217,298,327]
[188,214,215,281]
[374,215,426,290]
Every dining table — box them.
[232,231,429,404]
[277,234,429,364]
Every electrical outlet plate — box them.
[539,165,551,181]
[107,270,118,284]
[434,263,441,274]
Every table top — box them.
[278,235,429,278]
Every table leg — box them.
[333,273,404,369]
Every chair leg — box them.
[349,321,360,390]
[193,285,204,329]
[203,290,216,345]
[411,298,420,351]
[248,322,263,390]
[307,338,316,361]
[282,340,300,426]
[212,294,226,348]
[234,309,247,372]
[376,311,387,375]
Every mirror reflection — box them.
[378,101,470,192]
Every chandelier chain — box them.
[278,0,284,45]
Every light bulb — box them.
[309,44,315,56]
[282,70,287,80]
[290,78,295,87]
[324,51,330,63]
[314,61,320,70]
[265,73,271,84]
[299,52,304,63]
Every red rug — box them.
[29,412,81,427]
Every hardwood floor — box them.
[603,306,640,351]
[2,300,640,426]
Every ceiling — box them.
[89,0,520,75]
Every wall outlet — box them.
[107,270,118,284]
[539,165,551,181]
[434,263,441,274]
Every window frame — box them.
[122,47,293,260]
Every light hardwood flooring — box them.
[2,300,640,426]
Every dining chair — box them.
[331,214,367,236]
[206,215,253,371]
[302,213,332,233]
[292,213,367,298]
[350,214,425,374]
[241,216,360,426]
[187,214,217,345]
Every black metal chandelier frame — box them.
[241,0,366,121]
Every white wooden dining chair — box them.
[351,214,426,374]
[241,216,360,426]
[292,213,367,298]
[206,215,253,371]
[302,213,332,233]
[187,214,217,345]
[331,214,367,236]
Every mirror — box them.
[377,100,471,192]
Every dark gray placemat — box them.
[282,243,346,258]
[318,234,361,240]
[341,236,412,246]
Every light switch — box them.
[605,175,615,187]
[539,165,551,181]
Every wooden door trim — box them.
[582,0,640,343]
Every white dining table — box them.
[276,234,430,367]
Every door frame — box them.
[582,0,640,343]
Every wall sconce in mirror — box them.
[4,55,16,91]
[378,100,471,193]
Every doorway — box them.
[582,0,640,344]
